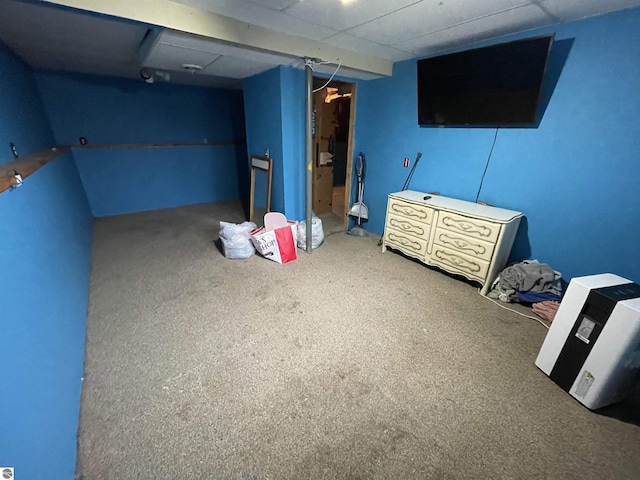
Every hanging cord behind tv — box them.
[475,127,499,203]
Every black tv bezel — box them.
[417,34,555,128]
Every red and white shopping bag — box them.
[251,213,298,264]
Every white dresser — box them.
[382,191,523,295]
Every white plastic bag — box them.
[219,221,257,259]
[296,215,324,249]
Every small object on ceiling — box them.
[140,68,154,83]
[139,68,171,84]
[182,63,204,74]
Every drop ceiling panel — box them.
[203,55,276,78]
[192,38,295,66]
[397,4,552,57]
[141,29,298,80]
[2,0,640,89]
[171,0,337,40]
[322,33,414,62]
[312,63,382,81]
[286,0,422,32]
[348,0,549,47]
[539,0,640,21]
[156,30,296,66]
[248,0,301,11]
[143,43,222,71]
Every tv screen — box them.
[417,35,554,127]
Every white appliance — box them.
[535,273,640,410]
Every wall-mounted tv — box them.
[417,34,554,127]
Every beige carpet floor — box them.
[76,200,640,480]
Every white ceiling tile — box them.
[204,55,275,78]
[285,0,422,32]
[143,43,222,71]
[167,70,242,89]
[348,0,551,47]
[192,38,295,65]
[322,33,414,61]
[157,31,296,65]
[396,4,552,57]
[171,0,337,40]
[538,0,640,22]
[308,62,384,81]
[247,0,302,11]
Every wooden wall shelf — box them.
[0,140,243,195]
[0,147,69,194]
[65,141,239,149]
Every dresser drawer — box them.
[433,227,496,262]
[388,197,434,224]
[430,244,490,282]
[387,213,429,239]
[437,212,500,243]
[385,229,428,260]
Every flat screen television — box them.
[417,34,554,127]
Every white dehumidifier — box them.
[535,273,640,410]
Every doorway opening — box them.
[312,78,356,231]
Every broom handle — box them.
[379,151,422,246]
[402,152,422,191]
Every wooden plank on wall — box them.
[0,148,68,194]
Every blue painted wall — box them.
[35,72,247,216]
[0,44,54,164]
[279,67,306,221]
[243,67,286,214]
[354,8,640,282]
[0,45,93,479]
[243,66,306,220]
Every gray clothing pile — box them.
[488,260,563,302]
[500,260,559,293]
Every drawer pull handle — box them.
[435,250,481,273]
[391,203,428,220]
[442,216,492,238]
[390,218,424,236]
[439,234,485,255]
[388,233,421,251]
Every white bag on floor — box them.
[219,221,257,259]
[297,215,324,249]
